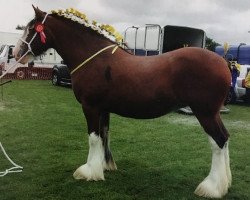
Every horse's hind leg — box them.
[73,107,116,181]
[194,113,231,198]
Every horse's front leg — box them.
[99,112,117,171]
[73,107,116,181]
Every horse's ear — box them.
[32,5,44,20]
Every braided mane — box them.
[51,8,123,45]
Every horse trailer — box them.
[124,24,206,56]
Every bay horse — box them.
[14,6,232,198]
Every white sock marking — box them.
[195,136,231,198]
[73,132,105,181]
[224,141,232,187]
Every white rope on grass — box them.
[0,14,50,177]
[0,142,23,177]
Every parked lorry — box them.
[124,24,206,55]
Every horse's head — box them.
[14,6,52,64]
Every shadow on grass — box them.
[59,159,201,200]
[58,159,247,200]
[230,101,250,107]
[105,159,200,200]
[1,157,247,200]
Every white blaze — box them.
[13,28,34,64]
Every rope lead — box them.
[0,142,23,177]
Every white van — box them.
[234,64,250,102]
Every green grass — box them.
[0,80,249,200]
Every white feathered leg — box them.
[73,132,105,181]
[224,141,232,187]
[194,137,230,198]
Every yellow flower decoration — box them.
[106,25,115,34]
[223,42,229,55]
[51,8,123,45]
[235,63,241,71]
[51,10,58,14]
[57,9,64,16]
[114,33,123,42]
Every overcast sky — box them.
[1,0,250,45]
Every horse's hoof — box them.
[194,177,228,198]
[73,164,105,181]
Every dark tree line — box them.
[16,25,26,30]
[206,36,220,51]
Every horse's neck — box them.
[49,20,112,71]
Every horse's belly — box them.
[108,101,177,119]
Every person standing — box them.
[245,70,250,103]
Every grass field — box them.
[0,80,249,200]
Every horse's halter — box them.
[0,13,49,80]
[19,13,49,57]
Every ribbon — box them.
[35,23,46,44]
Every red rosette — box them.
[35,23,44,33]
[34,22,46,43]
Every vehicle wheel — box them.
[52,71,60,85]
